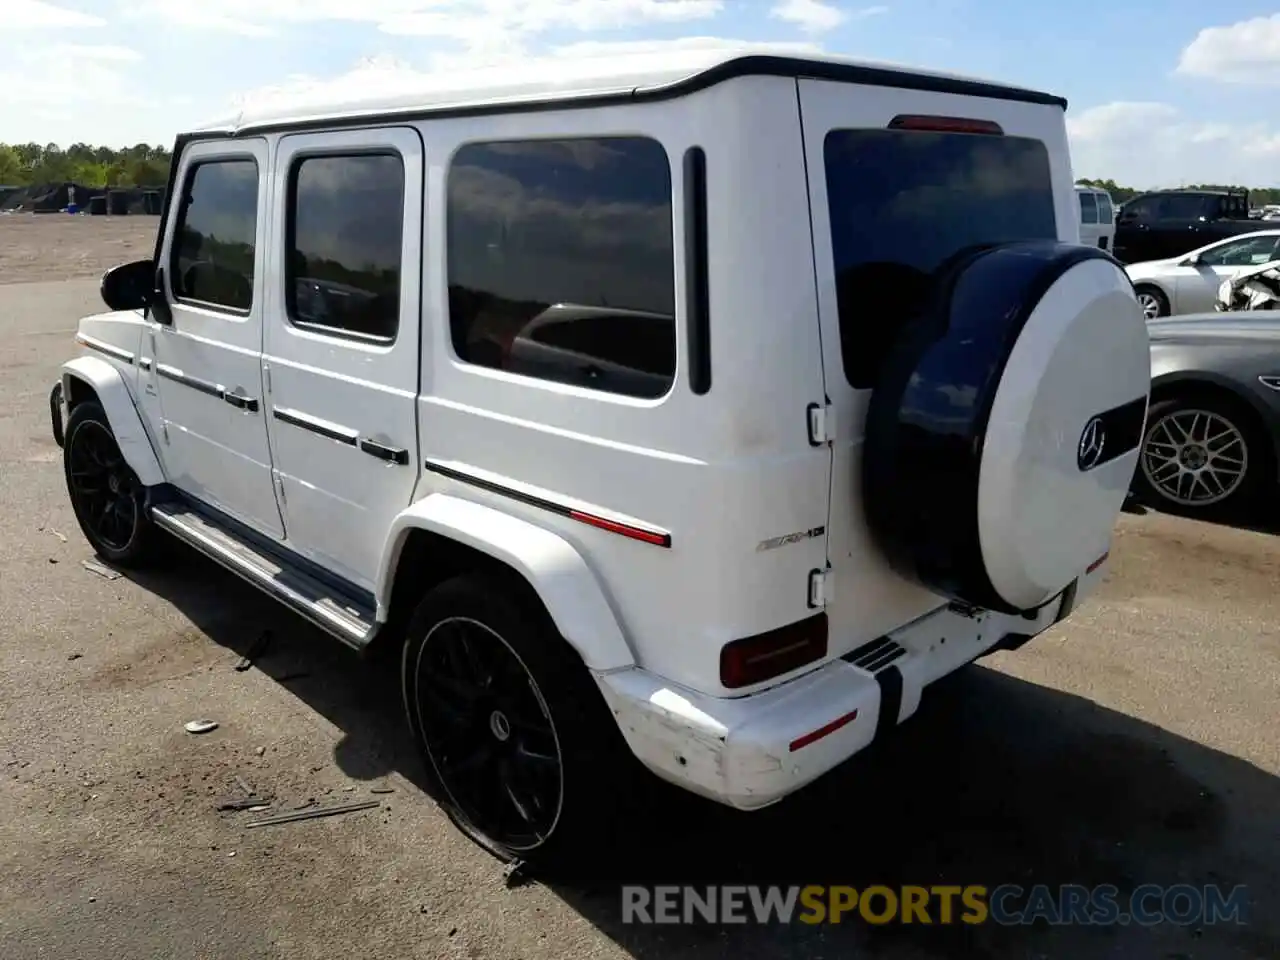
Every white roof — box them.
[193,45,1059,136]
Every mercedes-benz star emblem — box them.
[1077,416,1106,471]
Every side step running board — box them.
[151,503,378,651]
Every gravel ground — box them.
[0,244,1276,958]
[0,215,158,285]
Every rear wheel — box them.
[402,576,630,869]
[1135,396,1271,517]
[1134,284,1169,320]
[62,401,158,566]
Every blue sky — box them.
[5,0,1280,187]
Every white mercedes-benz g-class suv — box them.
[50,48,1149,866]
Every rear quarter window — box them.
[823,129,1057,389]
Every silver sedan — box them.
[1125,230,1280,319]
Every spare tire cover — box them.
[863,241,1150,615]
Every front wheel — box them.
[62,401,158,565]
[401,576,631,869]
[1133,284,1169,320]
[1134,397,1271,517]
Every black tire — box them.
[1133,395,1272,519]
[1133,284,1169,320]
[62,400,158,566]
[401,575,633,871]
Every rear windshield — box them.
[823,128,1057,388]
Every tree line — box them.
[1076,178,1280,207]
[0,142,171,189]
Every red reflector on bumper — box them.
[1087,551,1109,574]
[789,709,859,753]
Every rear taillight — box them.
[888,115,1004,136]
[720,613,828,689]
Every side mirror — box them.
[100,259,154,312]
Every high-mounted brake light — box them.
[889,114,1004,135]
[720,613,828,689]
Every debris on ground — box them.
[217,795,273,812]
[504,860,533,889]
[82,558,121,580]
[370,786,395,795]
[45,526,67,543]
[184,719,219,735]
[244,799,380,829]
[67,653,82,661]
[233,775,254,796]
[234,630,272,672]
[254,746,265,756]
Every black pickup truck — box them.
[1113,189,1262,264]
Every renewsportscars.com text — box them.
[621,884,1250,927]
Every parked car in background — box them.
[1124,230,1280,319]
[1114,188,1259,264]
[1138,312,1280,517]
[1075,184,1115,250]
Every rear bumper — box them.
[595,565,1106,810]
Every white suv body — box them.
[51,48,1149,865]
[1076,184,1116,251]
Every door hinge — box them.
[806,401,834,446]
[263,363,272,394]
[807,567,831,608]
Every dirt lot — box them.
[0,214,158,285]
[0,226,1276,959]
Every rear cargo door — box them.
[796,78,1073,652]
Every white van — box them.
[51,47,1149,867]
[1076,184,1116,251]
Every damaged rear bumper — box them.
[593,564,1107,810]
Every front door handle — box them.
[359,438,409,465]
[223,391,260,413]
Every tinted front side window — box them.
[824,129,1056,388]
[1079,191,1098,224]
[286,153,404,341]
[1199,235,1280,267]
[446,137,675,399]
[171,159,259,311]
[1158,195,1209,220]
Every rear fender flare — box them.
[61,356,165,487]
[375,493,635,672]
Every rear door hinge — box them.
[807,567,831,608]
[806,401,834,446]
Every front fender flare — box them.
[375,494,635,672]
[61,356,165,487]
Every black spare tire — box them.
[863,241,1150,615]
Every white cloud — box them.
[770,0,846,33]
[770,1,885,34]
[1177,14,1280,84]
[10,0,105,29]
[1067,101,1280,187]
[132,0,723,41]
[554,36,822,57]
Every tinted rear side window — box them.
[171,158,259,312]
[824,129,1056,388]
[446,137,675,399]
[1096,192,1113,222]
[286,153,405,342]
